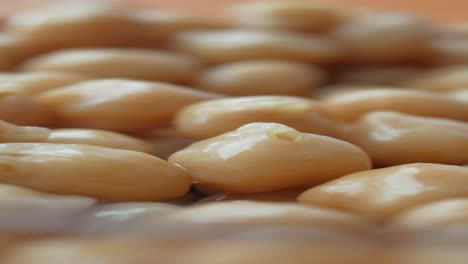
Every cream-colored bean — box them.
[172,29,341,64]
[79,202,179,234]
[390,198,468,230]
[338,112,468,167]
[449,89,468,102]
[4,2,147,56]
[163,201,366,230]
[0,95,54,126]
[19,48,202,84]
[0,120,154,153]
[0,120,50,143]
[230,1,351,32]
[337,112,468,166]
[198,188,306,203]
[0,183,95,232]
[0,237,410,264]
[175,96,336,139]
[38,79,220,132]
[401,65,468,92]
[169,123,371,193]
[322,89,468,122]
[332,13,433,62]
[2,238,182,264]
[142,129,196,159]
[131,9,226,41]
[299,163,468,222]
[0,72,87,96]
[0,143,191,201]
[196,60,326,96]
[333,66,426,85]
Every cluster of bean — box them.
[1,1,468,263]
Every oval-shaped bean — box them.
[0,183,95,233]
[195,60,326,96]
[230,1,350,32]
[332,13,433,62]
[401,65,468,92]
[390,198,468,230]
[322,89,468,122]
[0,72,87,96]
[79,202,180,234]
[4,2,147,56]
[47,129,154,153]
[19,48,202,84]
[175,96,336,139]
[299,163,468,221]
[131,9,226,41]
[198,188,306,203]
[0,143,191,201]
[0,95,54,126]
[333,66,426,85]
[163,201,366,230]
[142,129,196,159]
[38,79,220,132]
[172,29,341,64]
[0,120,154,153]
[169,122,371,193]
[337,112,468,166]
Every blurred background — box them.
[2,0,468,22]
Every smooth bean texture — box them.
[322,88,468,122]
[0,120,154,153]
[172,29,342,63]
[169,122,371,193]
[163,201,366,230]
[5,2,147,56]
[79,202,180,234]
[38,79,220,132]
[0,95,54,126]
[0,184,95,232]
[299,163,468,222]
[131,9,226,41]
[332,13,433,62]
[230,1,351,32]
[175,96,336,139]
[390,198,468,230]
[401,65,468,92]
[337,112,468,166]
[0,143,191,201]
[195,60,326,96]
[0,72,88,96]
[0,183,95,211]
[19,48,202,84]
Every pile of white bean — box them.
[0,1,468,263]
